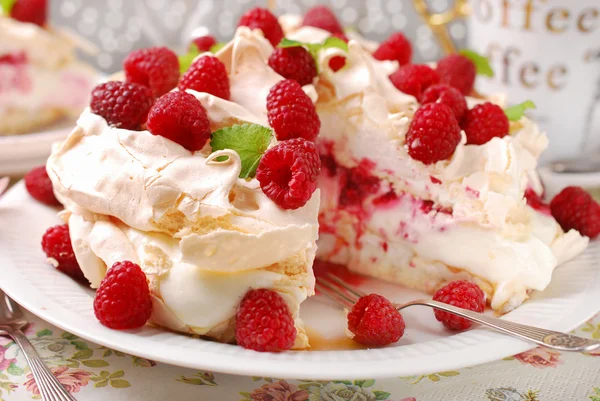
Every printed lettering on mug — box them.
[468,0,600,162]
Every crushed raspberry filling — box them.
[338,160,380,207]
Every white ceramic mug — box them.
[468,0,600,162]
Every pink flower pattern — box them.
[250,380,309,401]
[0,345,16,371]
[24,366,91,395]
[514,347,562,368]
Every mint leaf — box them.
[0,0,16,14]
[209,42,226,53]
[278,38,306,49]
[504,100,536,121]
[210,124,273,178]
[179,44,199,74]
[278,37,348,72]
[459,49,494,77]
[322,36,349,52]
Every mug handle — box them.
[411,0,470,55]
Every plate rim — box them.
[1,181,599,379]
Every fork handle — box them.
[0,326,77,401]
[402,301,600,352]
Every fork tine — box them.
[325,274,366,299]
[316,282,355,309]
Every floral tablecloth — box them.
[0,310,599,401]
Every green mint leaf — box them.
[322,36,349,52]
[278,38,305,49]
[0,0,16,14]
[504,100,536,121]
[459,49,494,77]
[209,42,226,53]
[178,44,199,74]
[210,124,273,179]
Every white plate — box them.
[1,181,600,379]
[0,119,76,176]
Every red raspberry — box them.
[406,103,461,164]
[373,32,412,66]
[433,280,486,331]
[90,81,154,130]
[10,0,46,26]
[236,288,296,352]
[461,102,509,145]
[41,225,87,283]
[268,47,317,86]
[25,166,60,206]
[328,32,348,72]
[94,261,152,330]
[191,35,217,52]
[302,5,344,34]
[347,293,405,347]
[389,64,440,101]
[436,54,476,95]
[266,79,320,142]
[421,84,467,122]
[524,188,550,215]
[179,55,230,100]
[124,47,180,97]
[550,186,600,239]
[238,8,284,47]
[146,91,211,152]
[256,138,321,210]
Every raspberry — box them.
[94,261,152,330]
[124,47,180,97]
[10,0,46,26]
[238,8,284,47]
[525,188,550,215]
[41,225,86,283]
[146,91,211,152]
[267,79,320,142]
[90,81,154,130]
[347,293,405,346]
[268,47,317,86]
[461,102,509,145]
[550,186,600,239]
[179,55,230,100]
[389,64,440,101]
[433,280,486,331]
[421,84,467,122]
[406,103,461,164]
[302,5,344,34]
[373,32,412,66]
[256,138,321,210]
[328,32,348,72]
[235,288,296,352]
[191,35,217,52]
[25,166,60,206]
[436,54,476,95]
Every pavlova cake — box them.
[0,0,96,135]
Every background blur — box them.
[49,0,468,73]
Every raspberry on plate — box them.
[347,293,405,347]
[10,0,46,26]
[390,64,440,101]
[328,32,348,72]
[433,280,486,331]
[238,7,284,47]
[235,288,296,352]
[268,47,317,86]
[191,35,217,52]
[90,81,154,130]
[436,54,476,96]
[302,5,344,34]
[406,103,461,165]
[256,138,321,210]
[93,261,152,330]
[421,84,467,122]
[25,165,60,206]
[550,186,600,239]
[461,102,509,145]
[146,91,211,152]
[124,47,180,97]
[373,32,412,66]
[266,79,320,142]
[41,225,87,283]
[179,55,230,100]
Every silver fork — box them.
[317,274,600,352]
[0,290,77,401]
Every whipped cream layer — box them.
[290,26,589,311]
[0,16,96,125]
[47,28,319,347]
